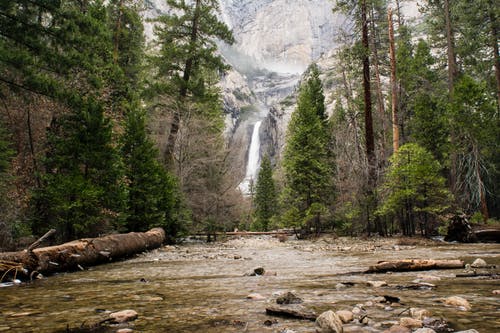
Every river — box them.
[0,236,499,332]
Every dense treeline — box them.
[253,0,499,237]
[0,0,240,248]
[0,0,498,246]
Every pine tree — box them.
[151,0,234,162]
[282,64,335,234]
[377,143,451,236]
[253,155,277,231]
[32,99,127,242]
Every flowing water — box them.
[0,236,499,333]
[238,120,262,194]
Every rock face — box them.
[315,310,343,333]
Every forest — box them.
[0,0,498,249]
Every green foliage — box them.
[32,99,127,242]
[282,64,335,232]
[253,155,278,231]
[377,143,452,236]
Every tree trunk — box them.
[164,0,201,163]
[443,0,459,192]
[367,259,464,273]
[369,4,388,157]
[0,228,165,279]
[388,8,399,154]
[113,0,123,65]
[361,0,376,235]
[488,0,500,111]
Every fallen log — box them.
[0,228,165,280]
[367,259,464,273]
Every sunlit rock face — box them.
[219,0,342,74]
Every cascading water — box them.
[238,120,262,194]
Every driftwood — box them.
[0,228,165,280]
[367,259,464,273]
[265,305,317,321]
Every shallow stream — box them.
[0,236,499,332]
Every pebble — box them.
[493,290,500,295]
[315,310,343,333]
[443,296,471,311]
[336,310,354,323]
[409,308,431,320]
[116,329,134,333]
[383,325,411,333]
[413,329,436,333]
[109,310,138,323]
[454,330,479,333]
[352,307,362,315]
[470,258,487,268]
[246,293,266,300]
[399,317,423,328]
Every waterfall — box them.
[238,121,262,194]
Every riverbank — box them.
[0,235,499,332]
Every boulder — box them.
[422,317,450,332]
[470,258,487,268]
[109,310,138,323]
[276,292,303,304]
[315,310,343,333]
[336,310,354,323]
[399,317,423,329]
[409,308,431,320]
[443,296,471,311]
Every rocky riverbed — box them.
[0,235,499,332]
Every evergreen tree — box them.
[253,155,277,231]
[151,0,234,162]
[282,65,335,234]
[32,99,127,242]
[377,143,451,236]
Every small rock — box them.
[366,280,387,288]
[454,330,479,333]
[264,319,277,326]
[352,307,362,315]
[422,317,450,332]
[364,301,374,307]
[443,296,471,311]
[409,308,431,320]
[246,293,266,300]
[109,310,138,323]
[276,292,303,304]
[234,255,242,259]
[336,310,354,323]
[253,267,265,275]
[470,258,487,268]
[116,329,134,333]
[0,327,10,332]
[399,317,422,328]
[382,325,411,333]
[279,329,297,333]
[493,290,500,295]
[315,310,343,333]
[413,329,436,333]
